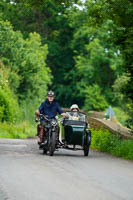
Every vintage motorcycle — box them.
[36,111,91,156]
[36,114,59,156]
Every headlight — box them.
[51,119,57,126]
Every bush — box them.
[91,129,113,152]
[91,128,133,160]
[0,61,20,122]
[111,140,133,160]
[0,85,19,123]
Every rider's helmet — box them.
[47,90,55,97]
[70,104,79,111]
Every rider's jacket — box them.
[39,99,63,119]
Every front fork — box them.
[47,128,58,144]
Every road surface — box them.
[0,138,133,200]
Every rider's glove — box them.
[35,116,39,122]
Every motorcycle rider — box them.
[35,90,67,146]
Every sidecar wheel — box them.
[83,144,89,156]
[83,133,90,156]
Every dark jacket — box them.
[39,99,63,118]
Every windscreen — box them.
[65,111,86,122]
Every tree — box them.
[83,84,108,112]
[0,61,19,122]
[0,0,80,106]
[69,17,123,107]
[1,0,132,113]
[0,19,51,102]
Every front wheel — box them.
[43,148,47,155]
[49,131,56,156]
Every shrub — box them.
[0,62,20,122]
[0,85,19,123]
[91,129,113,152]
[111,140,133,160]
[91,128,133,160]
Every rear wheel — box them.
[49,131,56,156]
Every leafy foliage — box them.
[0,0,133,128]
[91,129,113,152]
[0,121,36,139]
[0,62,19,122]
[83,85,108,111]
[113,107,129,127]
[0,19,51,101]
[91,129,133,160]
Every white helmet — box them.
[70,104,79,111]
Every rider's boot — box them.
[39,128,48,149]
[36,124,40,136]
[38,126,44,145]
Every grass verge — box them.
[91,129,133,160]
[0,121,36,139]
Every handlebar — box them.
[35,114,64,123]
[35,114,49,122]
[39,114,50,121]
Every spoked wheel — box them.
[49,132,56,156]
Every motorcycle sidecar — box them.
[62,112,90,156]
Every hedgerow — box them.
[91,129,133,160]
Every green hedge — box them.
[0,87,20,122]
[91,129,133,160]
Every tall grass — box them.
[20,100,38,123]
[0,100,38,139]
[0,121,36,139]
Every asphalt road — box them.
[0,138,133,200]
